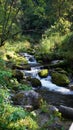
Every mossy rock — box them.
[55,68,68,75]
[26,76,32,81]
[30,78,41,88]
[51,72,70,86]
[50,60,67,68]
[13,90,42,109]
[13,70,24,82]
[12,64,31,70]
[38,69,49,78]
[13,55,28,66]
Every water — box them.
[21,53,73,107]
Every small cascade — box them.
[21,52,73,95]
[19,52,73,107]
[20,52,39,66]
[40,78,73,95]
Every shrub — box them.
[0,88,38,130]
[0,58,12,86]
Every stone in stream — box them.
[38,69,49,78]
[51,71,70,86]
[30,78,42,88]
[13,90,42,109]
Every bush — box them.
[45,18,71,36]
[0,88,38,130]
[0,58,12,86]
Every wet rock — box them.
[50,60,67,68]
[12,64,31,70]
[29,57,35,62]
[55,68,68,75]
[59,105,73,119]
[69,83,73,90]
[51,72,70,86]
[38,69,49,78]
[13,90,42,109]
[30,78,42,88]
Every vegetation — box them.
[0,0,73,129]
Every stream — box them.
[20,53,73,107]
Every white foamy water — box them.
[40,78,73,95]
[21,53,73,95]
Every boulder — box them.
[30,78,42,88]
[38,69,49,78]
[59,105,73,119]
[13,90,42,109]
[51,72,70,86]
[29,57,35,62]
[55,68,68,75]
[13,70,24,82]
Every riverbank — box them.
[0,38,73,129]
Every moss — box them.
[38,69,49,78]
[55,68,68,75]
[31,78,41,87]
[51,72,70,86]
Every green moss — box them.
[55,68,68,75]
[31,78,41,87]
[38,69,49,78]
[51,72,70,86]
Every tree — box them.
[20,0,48,34]
[0,0,21,46]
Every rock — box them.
[51,72,70,86]
[29,57,35,62]
[49,105,59,114]
[38,69,49,78]
[23,105,33,111]
[26,76,32,81]
[55,68,68,75]
[14,55,28,65]
[13,70,24,82]
[69,83,73,90]
[50,60,67,68]
[13,90,42,109]
[59,105,73,119]
[30,78,42,88]
[12,64,31,70]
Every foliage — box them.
[0,58,12,86]
[0,0,21,46]
[0,88,38,130]
[35,32,63,61]
[45,18,71,36]
[9,78,32,91]
[4,39,31,53]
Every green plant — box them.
[0,88,38,130]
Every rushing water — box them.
[21,53,73,107]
